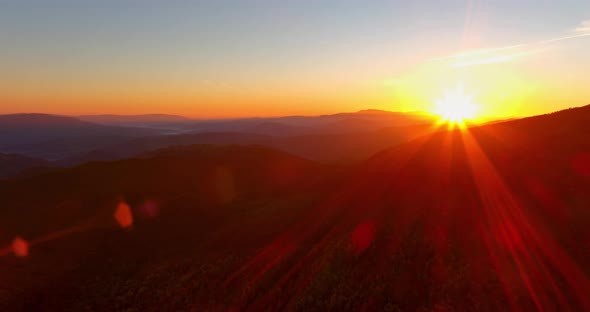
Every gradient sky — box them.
[1,0,590,118]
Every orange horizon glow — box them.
[2,64,588,119]
[1,89,584,120]
[1,3,590,120]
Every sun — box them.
[433,84,478,124]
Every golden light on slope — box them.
[433,84,478,124]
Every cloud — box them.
[539,32,590,45]
[440,45,544,68]
[430,19,590,68]
[575,20,590,33]
[451,50,539,68]
[430,44,525,62]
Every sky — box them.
[1,0,590,118]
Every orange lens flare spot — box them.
[12,236,29,257]
[114,202,134,228]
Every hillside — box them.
[353,104,590,310]
[0,145,348,310]
[1,106,590,310]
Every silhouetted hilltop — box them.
[481,104,590,138]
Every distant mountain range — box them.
[183,109,436,135]
[0,110,439,177]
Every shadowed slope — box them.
[0,145,345,310]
